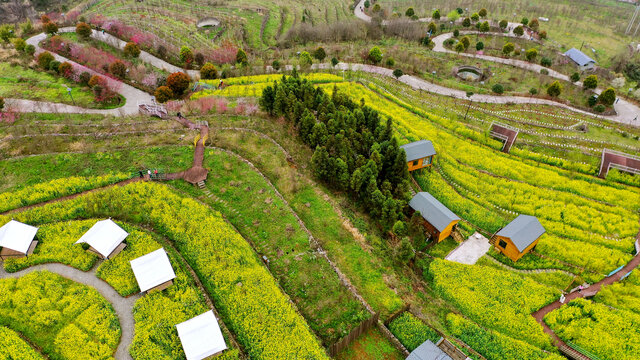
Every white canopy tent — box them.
[130,248,176,292]
[74,219,128,259]
[176,310,228,360]
[0,220,39,256]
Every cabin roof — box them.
[564,48,596,67]
[409,192,460,232]
[400,140,436,161]
[0,220,38,255]
[406,339,452,360]
[496,215,546,252]
[176,310,227,360]
[74,219,128,258]
[130,248,176,292]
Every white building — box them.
[176,310,228,360]
[0,220,39,260]
[564,48,597,71]
[130,248,176,293]
[75,219,128,259]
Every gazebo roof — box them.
[176,310,228,360]
[130,248,176,292]
[74,219,128,258]
[0,220,38,255]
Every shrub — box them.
[40,15,50,23]
[331,57,339,67]
[0,97,4,111]
[521,17,529,26]
[88,75,103,87]
[492,84,504,94]
[313,46,326,61]
[476,41,484,51]
[599,87,616,106]
[12,38,26,52]
[166,72,190,95]
[200,62,217,79]
[529,88,538,95]
[58,61,73,77]
[157,44,167,59]
[272,60,281,71]
[513,25,524,36]
[299,51,313,67]
[109,60,127,78]
[428,22,437,34]
[79,71,91,85]
[48,60,61,73]
[583,74,598,90]
[539,31,547,39]
[76,22,92,39]
[386,57,395,66]
[43,21,58,36]
[570,72,580,82]
[460,36,470,49]
[0,24,15,44]
[529,18,539,31]
[471,12,479,21]
[447,10,460,22]
[480,21,490,32]
[25,44,35,56]
[124,42,141,58]
[540,57,552,67]
[587,95,598,107]
[154,86,173,103]
[37,51,55,70]
[405,7,415,17]
[180,46,194,65]
[393,68,404,79]
[594,104,605,113]
[368,46,383,64]
[547,81,562,97]
[453,29,459,37]
[540,68,549,75]
[372,3,380,12]
[502,42,515,55]
[479,8,488,17]
[462,17,471,27]
[525,48,538,61]
[432,10,440,20]
[236,48,248,65]
[454,42,465,53]
[194,52,205,66]
[499,19,508,29]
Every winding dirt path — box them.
[0,263,139,360]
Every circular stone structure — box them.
[454,65,488,82]
[197,17,221,28]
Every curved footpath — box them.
[6,23,639,126]
[0,263,138,360]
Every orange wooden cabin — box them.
[400,140,436,172]
[409,192,460,242]
[492,215,546,262]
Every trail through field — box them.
[531,231,640,359]
[0,263,139,360]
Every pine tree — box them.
[312,146,331,181]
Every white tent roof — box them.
[176,310,227,360]
[0,220,38,255]
[74,219,128,258]
[130,248,176,292]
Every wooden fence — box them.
[329,313,380,357]
[384,304,411,326]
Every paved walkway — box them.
[445,232,491,265]
[0,263,139,360]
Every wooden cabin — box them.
[492,215,546,262]
[409,192,460,242]
[0,220,39,261]
[400,140,436,172]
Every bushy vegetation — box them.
[259,72,411,230]
[0,326,45,360]
[0,271,120,360]
[545,298,640,360]
[388,312,439,351]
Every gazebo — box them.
[0,220,39,260]
[130,248,176,293]
[176,310,228,360]
[75,219,128,259]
